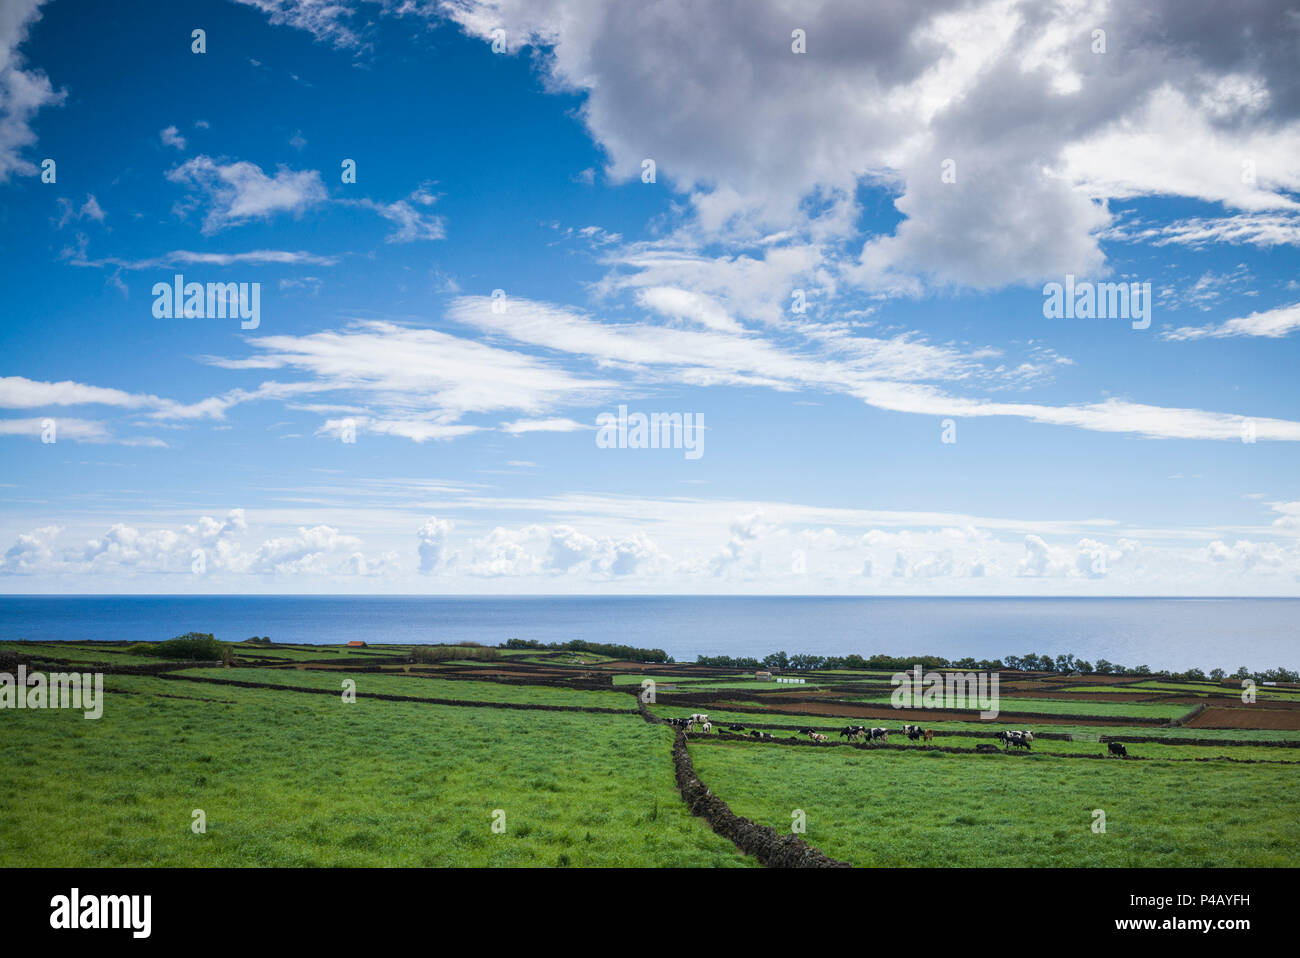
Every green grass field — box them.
[689,739,1300,867]
[0,675,745,867]
[2,644,1296,867]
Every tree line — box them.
[694,650,1298,684]
[502,637,673,663]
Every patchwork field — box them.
[2,638,1296,868]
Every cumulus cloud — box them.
[166,155,328,233]
[0,511,390,578]
[242,525,361,575]
[159,125,187,150]
[0,525,61,573]
[0,0,64,181]
[460,522,670,579]
[417,516,454,573]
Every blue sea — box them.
[0,595,1297,672]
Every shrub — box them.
[131,632,228,660]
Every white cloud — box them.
[499,417,588,435]
[205,320,617,440]
[0,0,63,181]
[417,516,455,573]
[166,155,328,233]
[69,248,339,271]
[231,0,362,48]
[448,294,1300,441]
[0,416,166,446]
[0,525,60,572]
[1163,303,1300,341]
[159,125,187,150]
[351,187,445,243]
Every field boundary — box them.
[649,716,1300,747]
[687,731,1300,764]
[139,672,637,715]
[636,696,852,866]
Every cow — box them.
[728,724,746,732]
[808,732,828,743]
[797,727,816,736]
[1107,741,1128,758]
[1006,731,1031,750]
[749,730,774,741]
[922,729,934,742]
[839,725,866,741]
[701,722,712,734]
[688,713,709,726]
[905,725,924,742]
[866,727,888,744]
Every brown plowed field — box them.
[1185,707,1300,730]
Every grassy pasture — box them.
[3,644,1296,867]
[0,675,745,867]
[647,702,1300,742]
[175,666,638,710]
[689,738,1300,867]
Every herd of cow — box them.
[668,714,1135,757]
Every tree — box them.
[763,650,790,670]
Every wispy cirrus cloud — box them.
[1163,303,1300,341]
[66,248,340,270]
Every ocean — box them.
[0,595,1297,672]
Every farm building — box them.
[347,640,367,648]
[755,670,773,680]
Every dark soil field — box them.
[1187,707,1300,730]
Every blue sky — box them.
[1,0,1298,594]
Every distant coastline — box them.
[1,594,1296,673]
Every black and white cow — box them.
[866,727,888,744]
[1107,741,1128,758]
[728,724,746,732]
[839,725,866,741]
